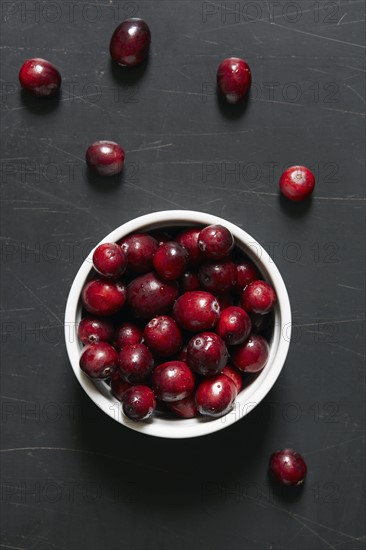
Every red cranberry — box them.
[235,260,260,293]
[167,395,198,418]
[180,271,200,293]
[152,361,195,402]
[114,321,143,349]
[240,280,276,315]
[153,242,188,280]
[82,278,126,316]
[118,343,154,383]
[231,334,269,373]
[216,292,235,310]
[173,291,220,332]
[198,225,234,260]
[269,449,307,486]
[279,165,315,201]
[122,385,156,421]
[187,332,228,376]
[92,243,127,278]
[221,365,242,393]
[217,57,251,104]
[176,228,203,266]
[77,317,114,345]
[110,18,151,66]
[86,141,125,176]
[79,342,118,379]
[127,272,178,319]
[110,374,131,401]
[198,260,237,294]
[195,374,237,418]
[120,233,158,273]
[19,58,61,97]
[143,315,183,357]
[217,306,251,345]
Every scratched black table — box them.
[1,1,365,549]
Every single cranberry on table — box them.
[221,365,242,393]
[143,315,183,357]
[217,57,252,104]
[153,241,188,280]
[122,385,156,421]
[235,259,260,294]
[231,334,269,373]
[279,165,315,201]
[110,18,151,66]
[114,321,143,349]
[82,278,126,316]
[195,374,237,418]
[176,227,203,266]
[92,243,127,278]
[152,361,195,402]
[127,272,179,319]
[120,233,158,273]
[179,271,200,293]
[269,449,307,486]
[118,343,154,383]
[198,260,237,294]
[173,291,220,332]
[240,280,276,315]
[86,141,125,176]
[216,306,251,346]
[187,332,228,376]
[167,394,198,418]
[198,224,234,260]
[110,374,131,401]
[79,342,119,379]
[77,317,114,345]
[19,58,61,97]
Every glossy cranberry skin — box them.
[92,243,127,278]
[279,165,315,201]
[187,332,228,377]
[198,225,234,260]
[110,18,151,66]
[143,315,183,357]
[110,374,131,401]
[231,334,269,373]
[152,361,195,402]
[122,385,156,421]
[86,141,125,176]
[198,260,237,294]
[19,58,61,97]
[217,57,251,104]
[120,234,158,274]
[180,271,200,293]
[82,279,126,316]
[269,449,307,486]
[217,306,251,346]
[176,228,203,266]
[235,260,260,293]
[118,343,154,383]
[127,272,178,320]
[173,291,220,332]
[114,321,143,350]
[79,342,119,379]
[153,242,188,280]
[240,280,276,315]
[77,317,114,345]
[167,394,198,418]
[195,374,237,418]
[222,365,242,393]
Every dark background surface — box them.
[1,1,365,549]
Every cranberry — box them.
[167,395,198,418]
[92,243,127,278]
[279,165,315,201]
[110,374,131,401]
[180,271,200,293]
[122,385,156,421]
[221,365,242,393]
[217,57,251,104]
[77,317,114,345]
[231,334,269,373]
[152,361,195,402]
[110,18,151,66]
[82,278,126,316]
[216,292,235,310]
[269,449,307,486]
[198,260,237,294]
[118,343,154,383]
[176,228,203,266]
[79,342,118,379]
[127,272,178,319]
[195,374,237,418]
[143,315,182,357]
[120,233,158,273]
[240,280,276,315]
[19,58,61,97]
[173,291,220,332]
[235,260,260,293]
[187,332,228,376]
[217,306,251,345]
[86,141,125,176]
[114,321,143,349]
[198,225,234,259]
[153,241,188,280]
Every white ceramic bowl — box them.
[65,210,291,438]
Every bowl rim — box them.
[64,210,291,439]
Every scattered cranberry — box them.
[216,306,251,345]
[127,272,178,319]
[122,385,156,421]
[216,292,235,310]
[187,332,228,376]
[118,343,154,383]
[110,18,151,66]
[231,334,269,373]
[110,374,131,401]
[92,243,127,278]
[79,342,119,379]
[173,291,220,331]
[153,241,188,280]
[269,449,307,486]
[82,278,126,316]
[176,228,203,266]
[235,260,260,293]
[240,280,276,315]
[198,225,234,259]
[195,374,237,418]
[19,58,61,97]
[152,361,195,402]
[120,233,158,273]
[114,321,143,349]
[198,260,237,294]
[167,395,198,418]
[143,315,183,357]
[279,165,315,201]
[180,271,200,293]
[86,141,125,176]
[221,365,242,393]
[77,317,114,345]
[217,57,251,104]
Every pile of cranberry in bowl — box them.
[65,210,291,438]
